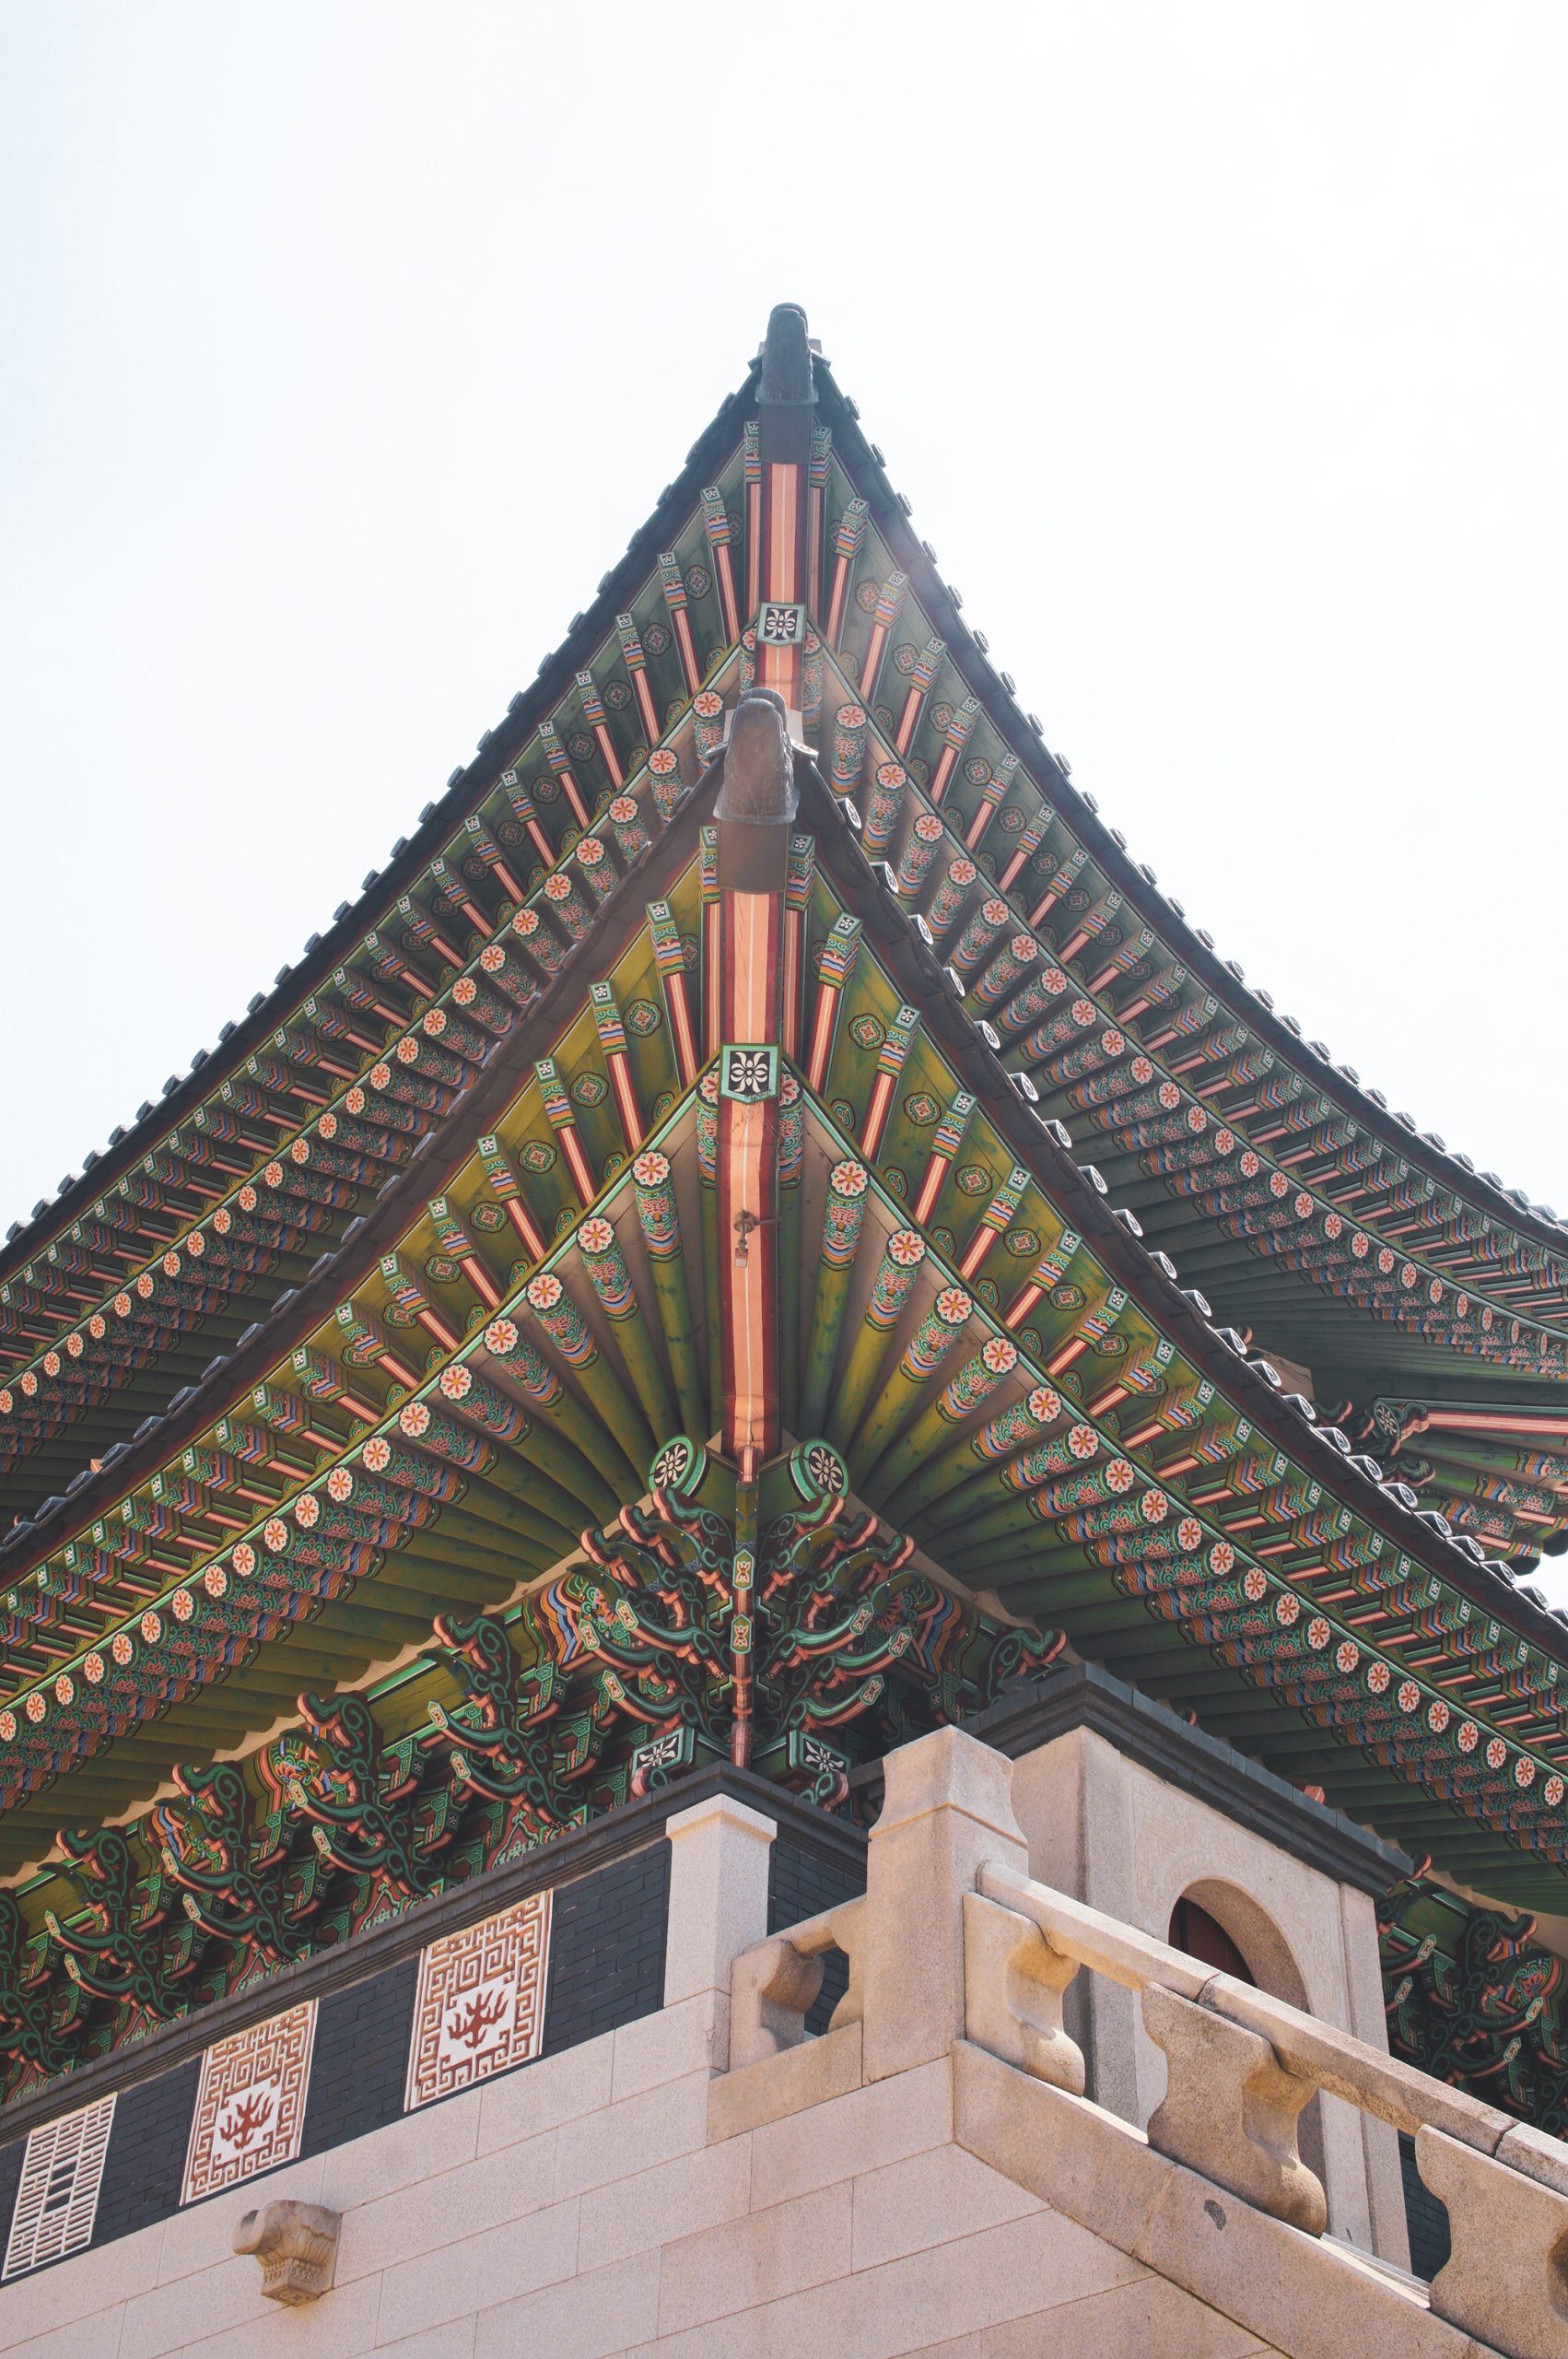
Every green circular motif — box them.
[570,1072,608,1108]
[1004,1227,1041,1258]
[829,1097,858,1131]
[1019,1326,1043,1357]
[680,933,699,968]
[423,1255,462,1285]
[519,1138,557,1173]
[883,1168,907,1198]
[603,1153,626,1181]
[976,1279,1000,1310]
[470,1203,508,1233]
[930,1226,956,1258]
[650,1091,676,1122]
[1093,1332,1128,1357]
[955,1163,993,1197]
[1050,1283,1084,1311]
[903,1092,940,1127]
[554,1207,578,1237]
[625,1000,663,1037]
[848,1014,886,1052]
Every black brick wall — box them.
[300,1955,420,2159]
[93,2059,201,2246]
[0,1835,675,2269]
[768,1831,866,2036]
[1398,2130,1451,2282]
[541,1840,670,2055]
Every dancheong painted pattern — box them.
[0,307,1562,2129]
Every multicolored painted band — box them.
[777,1073,805,1185]
[576,1217,637,1320]
[895,812,946,898]
[899,1286,973,1382]
[973,933,1040,1010]
[543,872,592,940]
[510,905,567,979]
[951,900,1011,980]
[607,795,650,862]
[925,855,978,937]
[524,1272,598,1366]
[649,747,682,820]
[831,704,868,794]
[632,1150,679,1258]
[864,760,907,856]
[480,1317,566,1405]
[821,1158,870,1270]
[939,1333,1019,1422]
[692,691,726,761]
[868,1228,927,1329]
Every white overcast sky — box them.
[1,2,1564,1242]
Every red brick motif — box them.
[404,1893,552,2111]
[181,2001,317,2203]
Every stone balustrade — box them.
[729,1727,1568,2359]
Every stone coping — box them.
[977,1664,1412,1895]
[843,1665,1410,1897]
[0,1764,864,2146]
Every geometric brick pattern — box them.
[3,2095,116,2278]
[405,1892,551,2111]
[181,2001,317,2204]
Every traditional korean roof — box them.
[2,304,1565,2107]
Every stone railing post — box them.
[1142,1983,1327,2236]
[963,1892,1084,2093]
[663,1793,776,2016]
[729,1898,865,2070]
[861,1726,1029,2083]
[1417,2126,1568,2359]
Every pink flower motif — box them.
[263,1518,288,1553]
[982,1338,1017,1373]
[362,1437,392,1472]
[1306,1616,1332,1650]
[423,1007,448,1037]
[112,1631,135,1664]
[1068,1425,1097,1461]
[1274,1593,1301,1626]
[439,1365,473,1401]
[232,1543,257,1577]
[1427,1698,1450,1733]
[1141,1489,1168,1524]
[935,1288,971,1324]
[1366,1661,1390,1693]
[526,1273,563,1309]
[1485,1736,1506,1770]
[84,1653,105,1684]
[140,1610,162,1643]
[263,1162,284,1188]
[203,1567,228,1598]
[1398,1680,1421,1713]
[172,1590,194,1623]
[453,976,477,1004]
[1515,1755,1536,1789]
[1335,1640,1360,1673]
[53,1674,74,1706]
[829,1161,868,1196]
[1244,1567,1268,1602]
[1030,1387,1062,1423]
[294,1494,320,1529]
[579,1218,614,1254]
[24,1693,45,1723]
[483,1319,518,1356]
[889,1230,925,1266]
[396,1037,419,1063]
[401,1401,432,1436]
[634,1152,670,1186]
[1106,1459,1135,1494]
[1210,1542,1235,1576]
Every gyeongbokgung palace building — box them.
[0,307,1566,2357]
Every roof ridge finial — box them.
[758,303,815,407]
